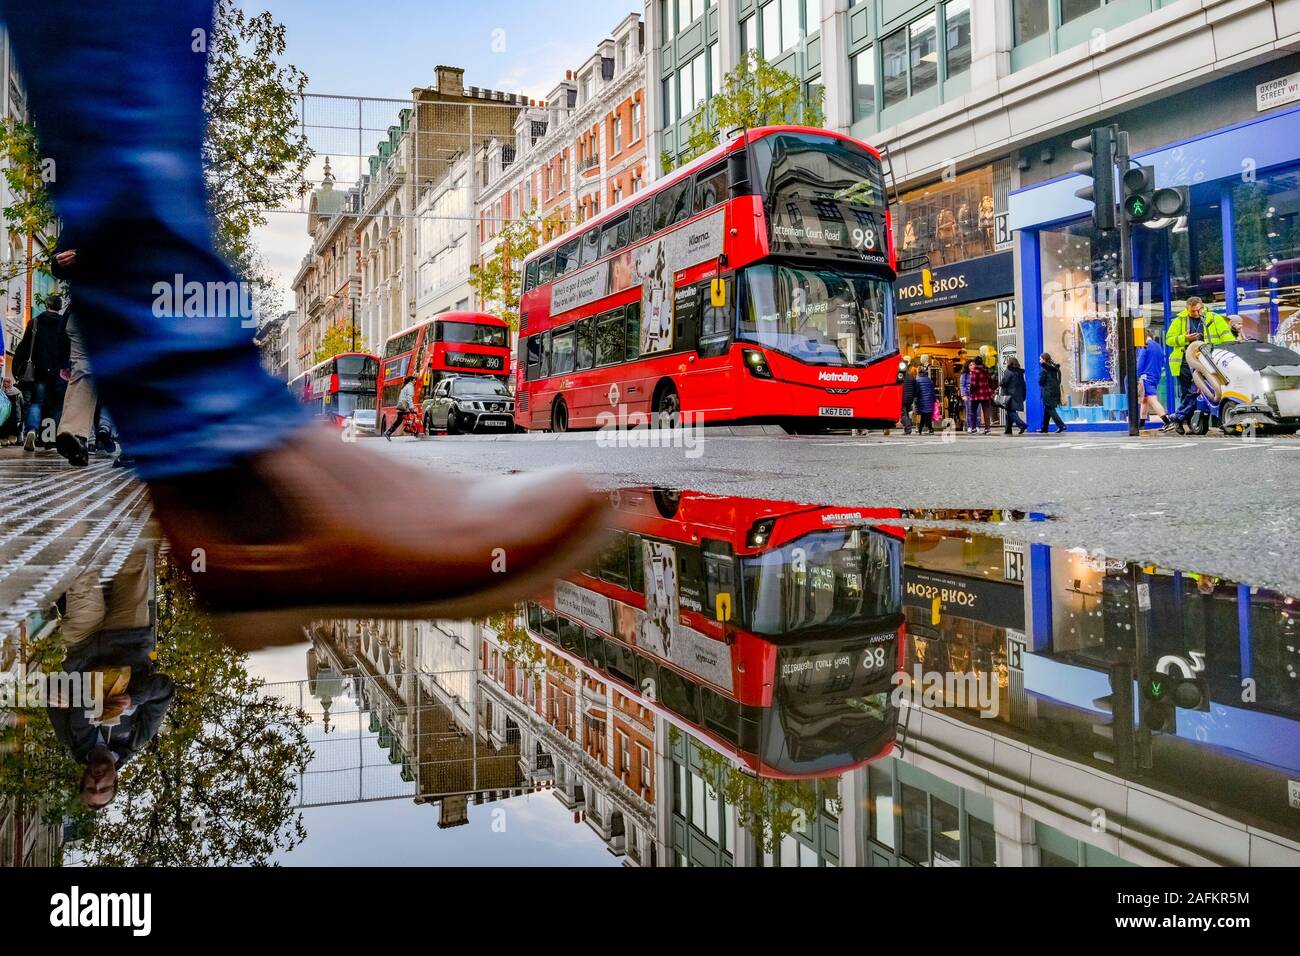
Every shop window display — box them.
[1039,220,1126,422]
[894,165,999,268]
[1233,168,1300,349]
[900,302,1000,428]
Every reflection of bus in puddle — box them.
[523,487,906,778]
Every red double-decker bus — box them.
[376,311,511,436]
[523,487,906,779]
[289,352,379,427]
[515,126,901,433]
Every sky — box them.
[247,0,641,312]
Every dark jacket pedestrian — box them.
[916,370,936,412]
[913,370,937,434]
[12,302,67,380]
[901,371,918,411]
[1038,353,1067,433]
[1039,356,1063,408]
[999,363,1027,411]
[1000,358,1028,434]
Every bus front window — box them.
[438,323,507,348]
[740,265,894,367]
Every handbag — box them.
[993,389,1008,409]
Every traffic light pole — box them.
[1115,133,1142,437]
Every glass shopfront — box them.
[1013,95,1300,429]
[896,250,1017,429]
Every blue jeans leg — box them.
[0,0,307,480]
[24,380,45,434]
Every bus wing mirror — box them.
[711,278,727,309]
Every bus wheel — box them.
[654,384,681,429]
[551,399,569,434]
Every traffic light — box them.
[1141,671,1209,734]
[1072,126,1118,231]
[1124,167,1191,224]
[1092,662,1135,771]
[1122,166,1156,223]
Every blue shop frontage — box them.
[1008,71,1300,432]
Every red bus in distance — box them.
[515,126,901,434]
[523,487,906,779]
[376,311,510,437]
[288,352,379,428]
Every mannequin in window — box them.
[936,208,958,265]
[978,195,995,254]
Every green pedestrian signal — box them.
[1123,166,1156,223]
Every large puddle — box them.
[3,486,1297,867]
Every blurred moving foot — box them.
[23,431,36,451]
[147,426,609,629]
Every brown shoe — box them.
[148,426,610,636]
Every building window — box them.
[909,11,938,97]
[708,42,720,98]
[662,76,676,126]
[1013,0,1050,45]
[613,115,623,153]
[945,1,972,77]
[1062,0,1104,25]
[740,15,757,54]
[761,2,781,59]
[852,45,876,121]
[632,101,642,142]
[881,27,908,110]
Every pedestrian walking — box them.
[0,0,607,638]
[1038,352,1067,433]
[900,365,918,435]
[968,356,995,434]
[999,357,1028,434]
[383,375,418,440]
[916,367,936,434]
[50,243,95,466]
[1166,296,1235,434]
[1136,331,1174,431]
[12,293,68,451]
[960,359,978,432]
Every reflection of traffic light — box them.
[1072,126,1117,231]
[1142,671,1209,734]
[1093,662,1135,771]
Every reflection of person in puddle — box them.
[47,548,174,810]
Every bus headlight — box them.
[746,518,776,549]
[743,349,773,379]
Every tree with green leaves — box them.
[313,317,368,364]
[0,118,57,314]
[666,51,825,172]
[695,742,824,854]
[203,0,313,294]
[469,207,542,333]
